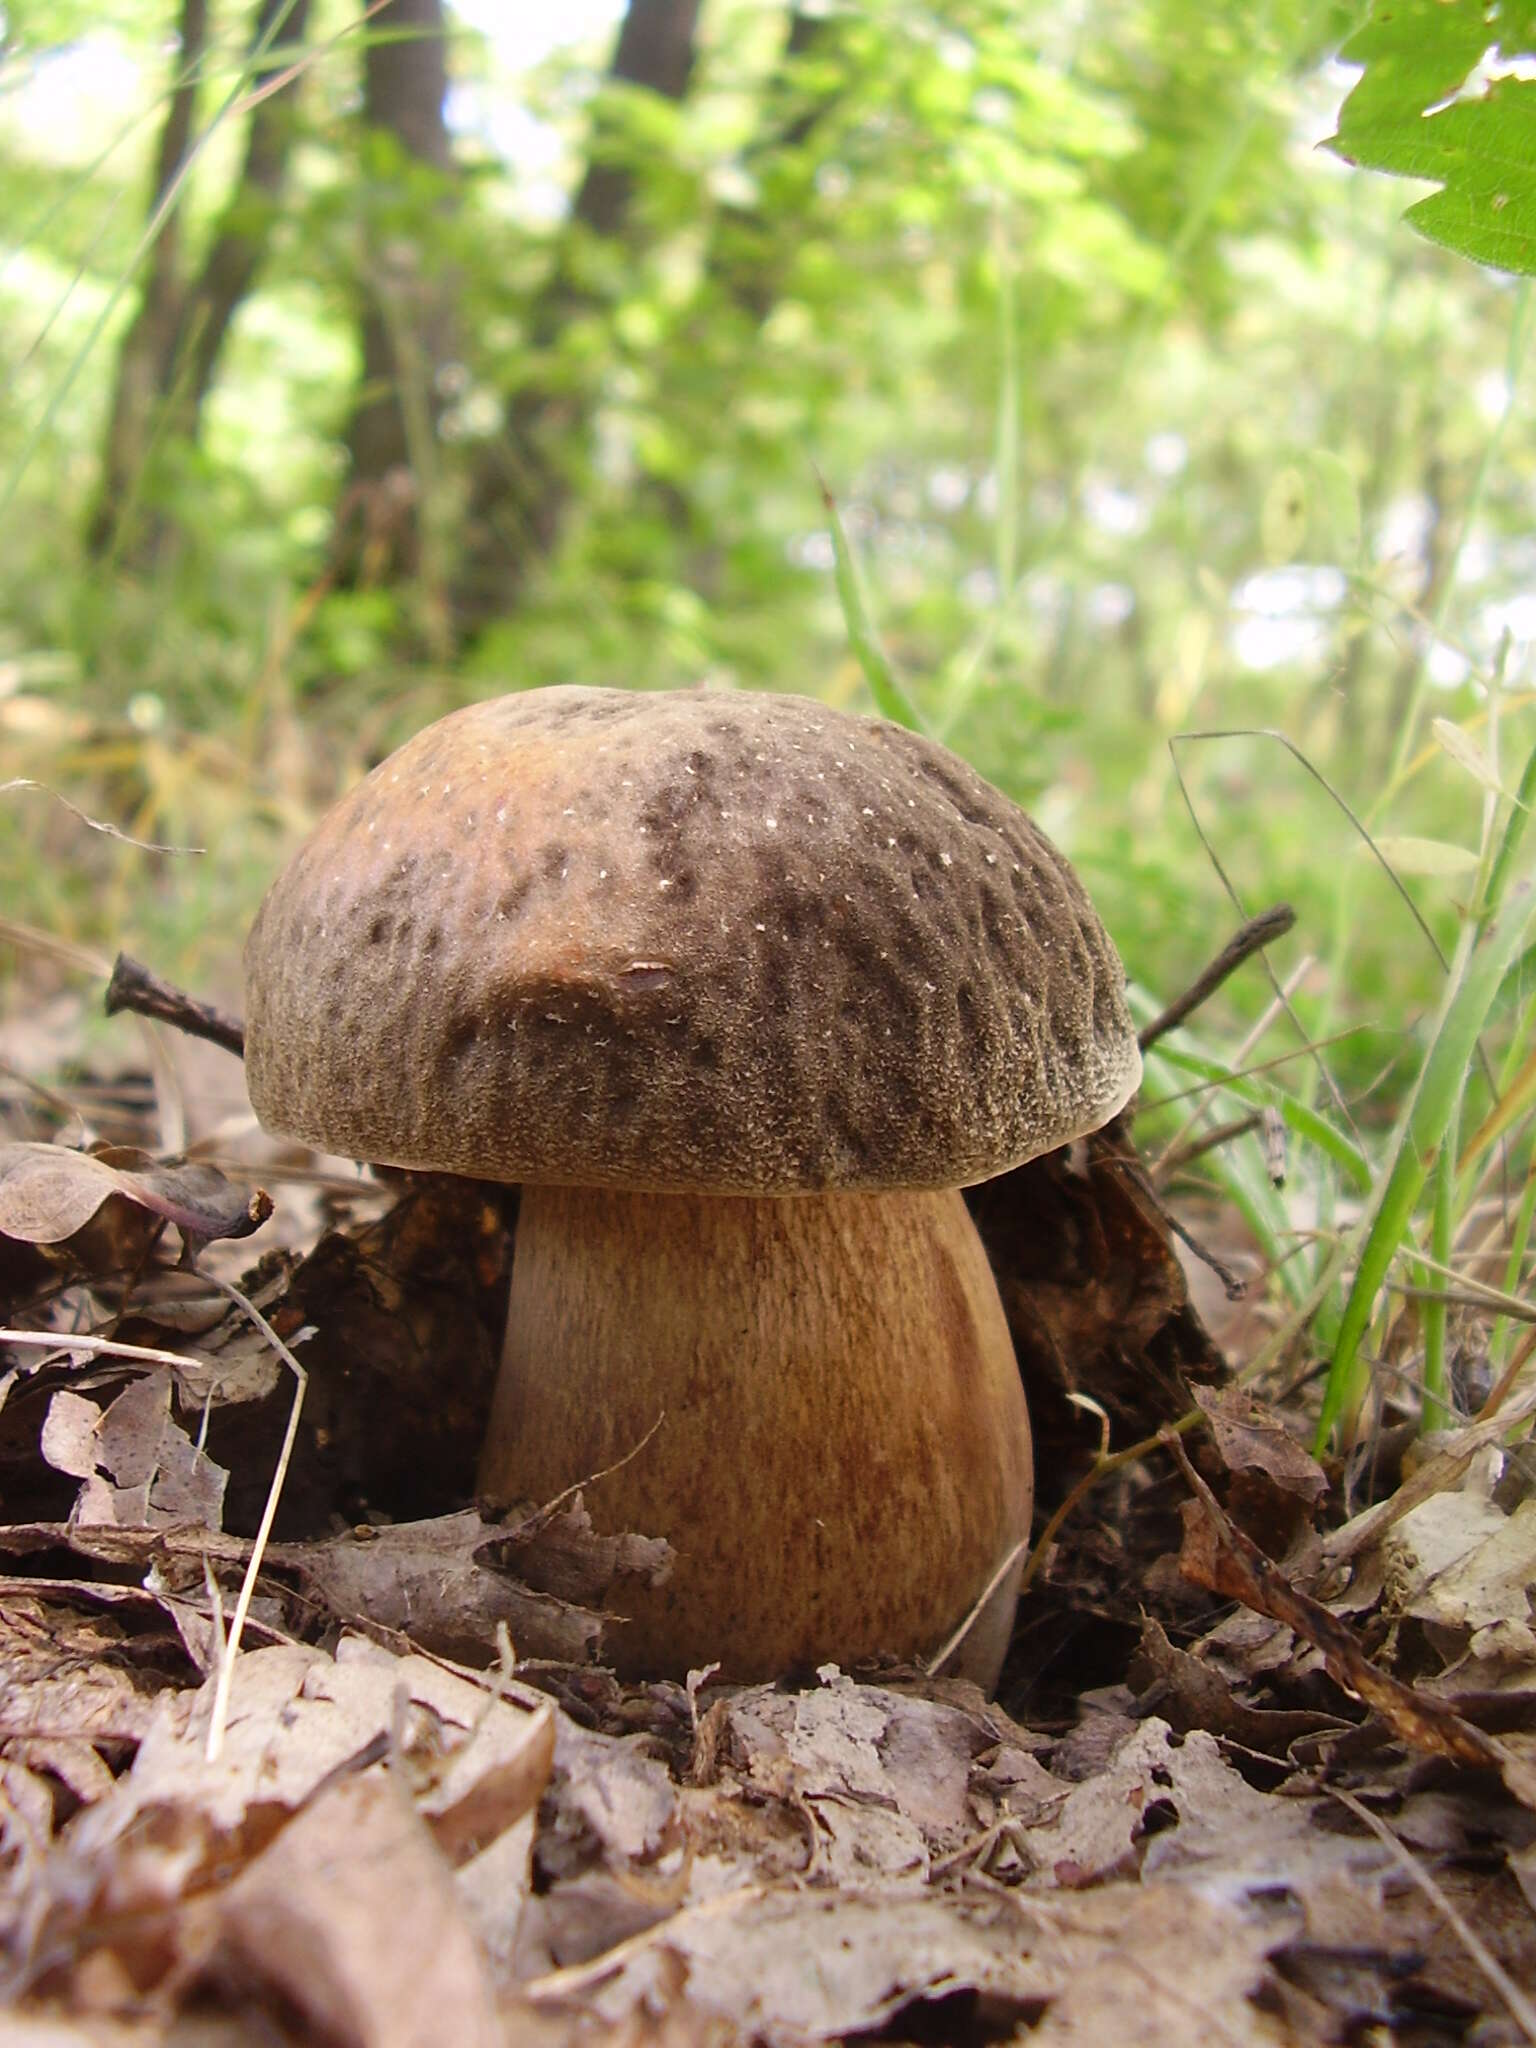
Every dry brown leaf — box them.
[1016,1886,1300,2046]
[704,1671,990,1882]
[0,1142,271,1249]
[39,1377,227,1532]
[516,1708,689,1973]
[22,1636,552,1999]
[194,1771,508,2048]
[0,1593,167,1801]
[1385,1488,1536,1665]
[527,1880,1295,2045]
[1171,1431,1536,1809]
[1022,1715,1388,1901]
[1130,1616,1348,1753]
[503,1493,673,1606]
[0,1511,628,1670]
[1193,1383,1328,1504]
[281,1510,623,1666]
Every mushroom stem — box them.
[478,1183,1032,1687]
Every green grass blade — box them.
[1482,731,1536,923]
[1145,1040,1374,1193]
[1420,1090,1459,1430]
[814,466,926,734]
[1317,866,1536,1448]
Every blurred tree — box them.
[83,0,209,562]
[333,0,458,593]
[86,0,313,563]
[449,0,703,637]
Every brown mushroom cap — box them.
[244,687,1140,1193]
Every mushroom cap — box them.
[243,687,1140,1193]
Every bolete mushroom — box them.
[243,687,1140,1688]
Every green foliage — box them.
[1329,0,1536,275]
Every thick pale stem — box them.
[478,1184,1032,1688]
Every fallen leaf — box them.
[200,1772,509,2048]
[527,1880,1298,2046]
[1385,1489,1536,1662]
[39,1377,227,1532]
[1172,1434,1536,1809]
[504,1493,673,1605]
[1130,1616,1347,1753]
[284,1510,624,1666]
[706,1670,989,1881]
[0,1142,271,1250]
[1194,1383,1328,1504]
[29,1635,553,1988]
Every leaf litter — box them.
[2,1034,1536,2043]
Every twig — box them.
[925,1528,1031,1676]
[1138,903,1296,1051]
[1138,1024,1369,1109]
[104,952,246,1058]
[1326,1786,1536,2045]
[195,1272,307,1764]
[1392,1281,1536,1325]
[1101,1148,1249,1298]
[1155,1110,1263,1177]
[500,1412,667,1537]
[1479,1324,1536,1421]
[925,1397,1203,1676]
[0,1329,216,1373]
[1149,951,1317,1192]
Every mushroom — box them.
[243,687,1140,1688]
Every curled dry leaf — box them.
[1130,1615,1348,1753]
[502,1493,673,1605]
[0,1141,272,1250]
[1193,1383,1328,1504]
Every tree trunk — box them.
[334,0,456,592]
[85,0,209,559]
[450,0,704,640]
[85,0,312,564]
[173,0,314,429]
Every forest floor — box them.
[2,963,1535,2048]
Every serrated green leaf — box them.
[1328,0,1536,276]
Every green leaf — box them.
[1432,717,1510,799]
[1369,835,1480,878]
[1327,0,1536,276]
[1260,465,1308,563]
